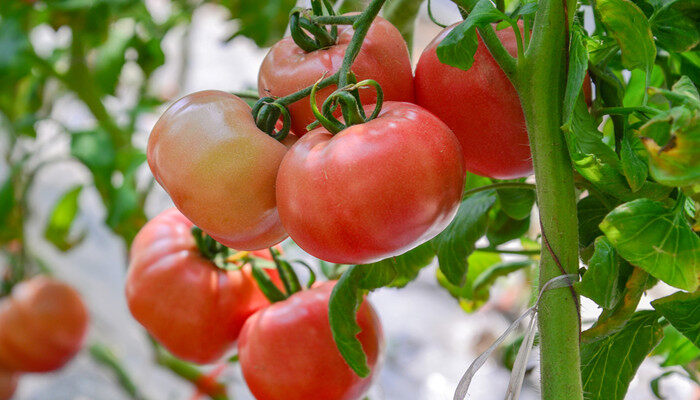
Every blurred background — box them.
[0,0,698,399]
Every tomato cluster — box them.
[0,276,89,398]
[138,11,549,400]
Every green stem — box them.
[596,106,661,117]
[477,247,541,255]
[152,341,228,400]
[313,15,358,25]
[463,182,536,197]
[581,267,649,343]
[517,0,583,398]
[89,343,146,400]
[337,0,387,88]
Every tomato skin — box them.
[0,370,18,400]
[258,15,414,136]
[126,208,281,364]
[147,90,289,250]
[276,102,464,264]
[0,277,89,373]
[238,281,383,400]
[415,24,532,180]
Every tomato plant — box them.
[259,15,414,136]
[0,277,88,373]
[238,281,383,400]
[126,208,281,364]
[277,101,465,264]
[148,91,292,251]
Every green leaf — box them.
[581,311,664,400]
[437,251,501,312]
[71,129,116,174]
[436,0,508,71]
[329,264,397,377]
[650,325,700,367]
[44,185,85,251]
[496,186,535,220]
[367,242,435,288]
[486,209,530,246]
[563,24,589,124]
[623,66,665,107]
[595,0,657,72]
[650,0,700,53]
[652,290,700,347]
[0,174,15,231]
[620,130,649,192]
[600,198,699,291]
[472,259,534,294]
[431,191,497,285]
[94,21,134,94]
[223,0,297,47]
[577,195,610,248]
[577,236,621,309]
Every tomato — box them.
[0,277,88,373]
[148,90,292,250]
[258,15,414,136]
[238,281,383,400]
[126,208,281,364]
[276,101,464,264]
[415,24,532,180]
[0,370,18,400]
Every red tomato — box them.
[0,277,89,373]
[258,15,414,136]
[276,101,464,264]
[238,281,383,400]
[415,24,532,179]
[126,208,281,364]
[0,370,18,400]
[148,90,291,250]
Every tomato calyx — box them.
[309,76,384,134]
[251,98,292,141]
[250,248,317,304]
[289,0,339,53]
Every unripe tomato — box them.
[258,15,414,136]
[0,370,18,400]
[0,277,89,373]
[238,281,383,400]
[415,24,532,179]
[276,102,465,264]
[126,208,281,364]
[148,90,291,250]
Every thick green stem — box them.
[517,0,583,398]
[382,0,423,52]
[337,0,386,87]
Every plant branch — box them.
[337,0,387,87]
[89,343,146,400]
[313,15,358,25]
[152,341,228,400]
[463,181,536,197]
[477,247,541,255]
[581,267,650,343]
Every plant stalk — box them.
[517,0,583,398]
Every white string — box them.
[453,274,578,400]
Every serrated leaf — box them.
[437,251,501,312]
[581,311,664,400]
[600,198,699,291]
[329,264,398,377]
[563,24,589,124]
[620,130,649,192]
[431,190,497,286]
[436,0,508,71]
[577,236,621,309]
[44,185,85,251]
[596,0,657,72]
[652,290,700,347]
[496,186,535,220]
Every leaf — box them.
[577,236,621,309]
[578,195,610,248]
[581,311,664,400]
[472,259,535,294]
[650,0,700,53]
[94,20,134,94]
[436,0,508,71]
[0,174,15,231]
[431,191,497,285]
[223,0,297,47]
[486,209,530,246]
[620,130,649,192]
[437,251,501,312]
[71,129,116,174]
[652,290,700,347]
[368,242,435,288]
[623,66,665,107]
[44,185,85,251]
[600,198,699,291]
[595,0,657,72]
[496,186,535,220]
[563,24,590,124]
[650,325,700,367]
[329,264,398,377]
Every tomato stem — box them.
[250,262,288,303]
[462,182,536,198]
[270,247,303,295]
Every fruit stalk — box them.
[516,0,583,398]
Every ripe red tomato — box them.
[238,281,383,400]
[0,277,89,373]
[415,24,532,179]
[276,101,464,264]
[126,208,281,364]
[148,90,292,250]
[258,15,414,136]
[0,370,18,400]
